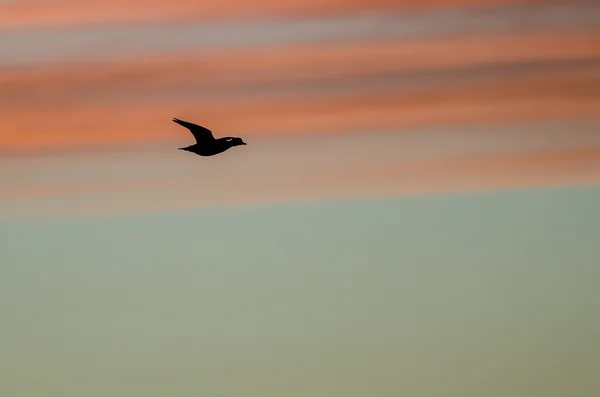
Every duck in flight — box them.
[173,118,246,157]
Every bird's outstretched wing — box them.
[173,118,214,143]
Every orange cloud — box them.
[1,63,598,152]
[2,143,599,220]
[0,90,596,154]
[0,0,554,28]
[2,0,598,220]
[1,29,598,152]
[3,30,598,99]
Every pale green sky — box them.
[1,185,599,396]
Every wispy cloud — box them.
[2,63,598,151]
[2,3,600,66]
[2,28,599,152]
[2,124,600,219]
[3,30,598,102]
[0,0,566,29]
[1,0,599,217]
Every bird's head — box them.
[228,137,247,147]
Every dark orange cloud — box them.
[2,0,598,220]
[1,67,598,152]
[2,30,598,102]
[0,0,557,28]
[2,144,599,220]
[1,28,598,152]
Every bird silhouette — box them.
[173,118,246,156]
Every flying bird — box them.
[173,118,246,156]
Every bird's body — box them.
[179,139,241,156]
[173,118,246,157]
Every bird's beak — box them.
[242,141,247,145]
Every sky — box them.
[1,0,599,396]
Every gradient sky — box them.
[1,0,599,396]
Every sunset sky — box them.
[1,0,599,396]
